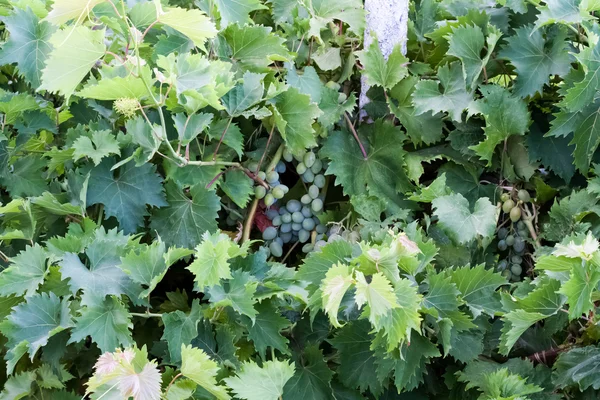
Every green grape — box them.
[314,174,326,188]
[264,193,275,207]
[269,241,283,257]
[262,227,278,241]
[301,194,312,204]
[498,260,508,271]
[497,227,508,240]
[505,235,515,246]
[266,171,279,183]
[280,223,292,233]
[302,218,315,231]
[303,170,315,182]
[292,223,302,231]
[302,243,314,253]
[248,162,259,172]
[500,193,510,202]
[298,229,310,243]
[511,255,522,264]
[518,189,531,202]
[272,186,285,199]
[303,152,316,168]
[279,184,289,194]
[518,229,528,238]
[301,206,312,218]
[308,185,320,199]
[498,240,507,251]
[510,264,522,275]
[286,200,301,213]
[281,213,292,223]
[283,148,294,162]
[510,207,521,222]
[254,186,266,199]
[501,269,512,280]
[292,211,304,223]
[311,198,323,212]
[316,224,327,234]
[311,159,323,173]
[296,162,307,174]
[517,220,526,230]
[258,171,266,180]
[272,216,282,226]
[502,199,515,213]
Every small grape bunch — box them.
[283,148,327,215]
[496,190,532,282]
[249,161,289,207]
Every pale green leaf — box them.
[0,244,48,297]
[180,344,230,400]
[224,360,295,400]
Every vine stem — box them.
[163,373,183,397]
[344,112,368,160]
[212,117,233,160]
[130,312,163,318]
[242,199,259,243]
[257,124,277,172]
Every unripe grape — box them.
[283,148,294,162]
[302,243,314,253]
[276,161,286,173]
[258,171,266,180]
[501,269,512,279]
[301,194,312,204]
[308,185,320,199]
[255,186,266,199]
[266,171,279,183]
[498,260,508,270]
[500,193,510,202]
[311,198,324,212]
[292,211,304,223]
[510,264,522,275]
[272,216,282,226]
[279,185,289,194]
[272,186,285,199]
[264,193,275,207]
[497,227,508,240]
[510,206,521,222]
[265,208,279,219]
[280,223,292,233]
[517,220,526,230]
[513,238,525,252]
[296,162,307,174]
[518,189,531,202]
[316,224,327,234]
[281,232,293,243]
[302,218,315,231]
[498,240,507,251]
[505,235,515,246]
[314,174,326,188]
[298,229,310,243]
[511,255,522,264]
[518,229,528,238]
[303,152,316,168]
[292,223,302,231]
[303,170,315,183]
[281,213,292,223]
[247,162,259,173]
[269,241,283,257]
[502,199,515,213]
[311,159,323,173]
[286,200,301,212]
[262,227,278,241]
[314,240,327,251]
[301,206,312,218]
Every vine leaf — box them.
[446,264,506,317]
[283,345,334,400]
[0,7,55,88]
[357,39,408,90]
[180,344,231,400]
[207,270,258,322]
[354,272,398,326]
[412,62,471,121]
[214,0,267,26]
[161,300,203,365]
[499,25,571,98]
[39,26,106,98]
[535,0,592,28]
[150,182,220,249]
[273,87,322,155]
[0,292,73,372]
[68,296,133,353]
[72,131,120,166]
[320,263,354,328]
[432,193,497,244]
[224,359,295,400]
[160,7,217,50]
[553,345,600,391]
[0,244,48,298]
[172,112,213,146]
[77,75,150,100]
[223,24,290,72]
[45,0,105,25]
[245,301,291,359]
[563,42,600,113]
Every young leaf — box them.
[72,130,120,166]
[39,26,106,98]
[223,24,290,72]
[320,263,354,328]
[214,0,267,26]
[432,193,497,244]
[161,300,203,365]
[357,40,408,90]
[180,344,230,400]
[207,270,258,321]
[45,0,106,25]
[224,359,295,400]
[354,272,398,326]
[0,244,48,297]
[159,7,217,50]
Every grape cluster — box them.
[250,161,290,207]
[258,148,329,258]
[495,190,531,281]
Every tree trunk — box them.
[359,0,409,114]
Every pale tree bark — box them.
[359,0,410,114]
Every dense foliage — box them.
[3,0,600,398]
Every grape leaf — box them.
[224,359,295,400]
[172,112,213,145]
[125,116,161,164]
[499,25,571,97]
[413,62,472,121]
[0,244,48,297]
[354,272,398,326]
[272,87,322,154]
[162,300,202,365]
[322,120,413,214]
[559,259,600,320]
[77,75,150,100]
[446,264,507,317]
[562,42,600,113]
[0,371,35,400]
[432,193,497,244]
[207,269,258,321]
[223,71,265,116]
[214,0,267,26]
[2,155,47,197]
[320,263,354,327]
[571,100,600,173]
[283,345,334,400]
[0,292,72,369]
[72,130,120,166]
[377,279,423,350]
[535,0,592,28]
[220,169,254,209]
[223,24,290,72]
[39,26,106,98]
[246,301,291,359]
[0,7,55,88]
[45,0,105,25]
[180,344,230,400]
[305,0,364,39]
[150,182,220,249]
[68,296,133,353]
[160,7,217,50]
[87,159,167,234]
[357,39,408,90]
[553,345,600,391]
